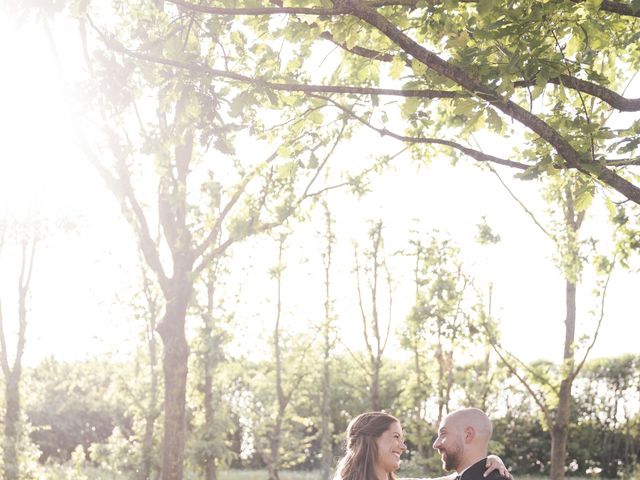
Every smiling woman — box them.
[333,412,403,480]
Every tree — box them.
[94,0,640,207]
[486,172,616,480]
[38,3,352,477]
[571,354,640,477]
[403,232,472,427]
[25,358,130,464]
[353,221,393,411]
[188,254,237,480]
[0,218,38,480]
[136,266,162,480]
[319,201,337,480]
[397,231,434,460]
[256,234,316,480]
[113,262,163,480]
[19,2,640,476]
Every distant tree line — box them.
[17,353,640,479]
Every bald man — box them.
[432,408,511,480]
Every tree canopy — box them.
[75,0,640,208]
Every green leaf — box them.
[486,108,502,132]
[308,110,324,125]
[277,146,293,159]
[605,197,617,219]
[574,183,594,212]
[531,83,545,102]
[214,138,235,155]
[477,0,496,17]
[401,98,420,117]
[389,56,405,80]
[357,64,371,82]
[411,58,427,76]
[164,36,184,59]
[585,0,604,11]
[277,160,297,176]
[229,91,254,118]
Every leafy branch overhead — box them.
[93,0,640,204]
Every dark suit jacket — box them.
[460,458,511,480]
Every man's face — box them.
[432,416,464,471]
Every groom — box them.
[432,408,511,480]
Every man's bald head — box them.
[433,408,494,472]
[446,408,493,440]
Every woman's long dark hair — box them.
[332,412,400,480]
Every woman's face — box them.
[375,421,407,474]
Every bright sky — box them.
[0,11,638,370]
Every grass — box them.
[219,471,321,480]
[217,471,598,480]
[32,466,617,480]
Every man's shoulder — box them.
[462,459,511,480]
[484,471,511,480]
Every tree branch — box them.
[514,75,640,112]
[14,236,37,373]
[345,0,640,203]
[318,29,640,113]
[319,30,395,62]
[432,0,640,18]
[86,21,461,100]
[488,339,553,425]
[569,0,640,18]
[84,136,170,293]
[487,164,556,241]
[0,298,9,377]
[354,244,375,361]
[193,149,279,263]
[606,157,640,166]
[167,0,349,16]
[315,94,529,169]
[571,259,615,381]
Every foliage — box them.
[60,0,640,207]
[23,358,130,463]
[13,347,640,478]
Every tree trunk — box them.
[157,281,192,480]
[139,280,160,480]
[371,359,381,411]
[268,415,283,480]
[140,409,158,480]
[267,236,286,480]
[320,342,332,479]
[203,333,219,480]
[436,321,445,427]
[549,279,577,480]
[550,379,571,480]
[412,343,425,457]
[320,205,334,480]
[3,372,20,480]
[139,349,159,480]
[0,238,34,480]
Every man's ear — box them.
[464,426,476,443]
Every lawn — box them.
[34,466,605,480]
